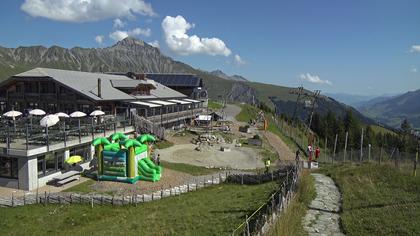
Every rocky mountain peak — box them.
[114,37,145,48]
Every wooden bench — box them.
[53,170,81,186]
[56,175,80,186]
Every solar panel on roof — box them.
[146,74,202,87]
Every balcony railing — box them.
[146,108,204,123]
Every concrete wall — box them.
[18,157,38,191]
[0,177,18,189]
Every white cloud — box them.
[234,54,245,66]
[411,67,417,73]
[113,18,125,28]
[410,45,420,53]
[94,35,104,45]
[148,40,159,48]
[299,73,332,85]
[109,27,151,41]
[162,15,231,56]
[21,0,155,23]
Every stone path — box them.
[303,173,345,236]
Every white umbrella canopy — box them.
[40,115,60,128]
[29,109,46,116]
[70,111,87,118]
[90,110,105,116]
[3,110,22,118]
[55,112,70,118]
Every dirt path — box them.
[263,131,295,161]
[303,173,344,236]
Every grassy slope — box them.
[235,104,260,122]
[269,171,316,236]
[320,164,420,236]
[370,124,396,136]
[160,161,220,176]
[207,100,224,110]
[0,182,278,236]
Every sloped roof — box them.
[11,68,186,101]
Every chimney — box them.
[97,78,102,98]
[135,73,147,80]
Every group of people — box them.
[307,144,321,162]
[294,144,321,163]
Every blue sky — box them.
[1,0,420,95]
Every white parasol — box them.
[70,111,87,118]
[40,115,60,128]
[90,110,105,116]
[55,112,70,118]
[29,109,46,116]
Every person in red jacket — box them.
[315,146,321,161]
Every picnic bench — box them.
[53,170,81,186]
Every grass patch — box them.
[154,140,174,149]
[208,100,224,110]
[319,164,420,235]
[0,182,279,235]
[260,148,278,163]
[267,118,299,152]
[269,170,316,236]
[235,104,259,122]
[63,179,96,193]
[161,161,220,176]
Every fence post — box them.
[344,131,348,162]
[245,215,250,236]
[324,136,328,162]
[241,174,244,185]
[414,150,418,177]
[379,146,383,165]
[333,134,338,165]
[360,128,364,162]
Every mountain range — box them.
[209,70,248,82]
[0,37,373,125]
[357,90,420,129]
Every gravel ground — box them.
[263,131,295,161]
[156,143,264,170]
[88,168,194,195]
[303,173,344,236]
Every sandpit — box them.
[156,143,264,170]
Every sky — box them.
[0,0,420,96]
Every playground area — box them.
[156,143,264,170]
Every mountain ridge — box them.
[0,37,374,125]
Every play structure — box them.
[92,133,161,183]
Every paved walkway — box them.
[303,173,344,236]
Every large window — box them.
[37,152,64,177]
[0,156,18,179]
[70,145,91,162]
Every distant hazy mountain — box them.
[354,94,398,110]
[209,69,248,82]
[325,93,376,106]
[358,89,420,128]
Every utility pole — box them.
[290,86,304,126]
[307,90,321,133]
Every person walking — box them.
[315,146,321,161]
[265,159,271,173]
[157,154,161,166]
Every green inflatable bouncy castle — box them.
[92,133,161,184]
